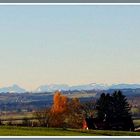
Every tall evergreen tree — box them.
[96,93,106,121]
[96,93,113,129]
[111,90,134,131]
[96,90,134,131]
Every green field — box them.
[133,119,140,127]
[0,112,33,120]
[0,126,140,136]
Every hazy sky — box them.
[0,5,140,90]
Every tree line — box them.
[34,90,134,131]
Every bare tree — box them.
[34,108,51,127]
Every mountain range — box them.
[0,83,140,93]
[0,84,26,93]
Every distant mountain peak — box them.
[0,84,26,93]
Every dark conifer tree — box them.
[96,93,107,121]
[111,90,134,131]
[96,90,134,131]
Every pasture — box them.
[0,126,140,136]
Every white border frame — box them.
[0,2,140,138]
[0,3,140,5]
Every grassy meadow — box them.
[0,126,140,136]
[133,119,140,127]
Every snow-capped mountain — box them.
[36,84,69,92]
[109,84,140,89]
[35,83,140,93]
[0,83,140,93]
[0,84,26,93]
[69,83,108,91]
[35,83,108,92]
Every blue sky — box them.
[0,5,140,90]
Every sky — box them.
[0,5,140,90]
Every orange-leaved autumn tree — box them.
[34,91,83,128]
[51,91,68,113]
[49,91,68,127]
